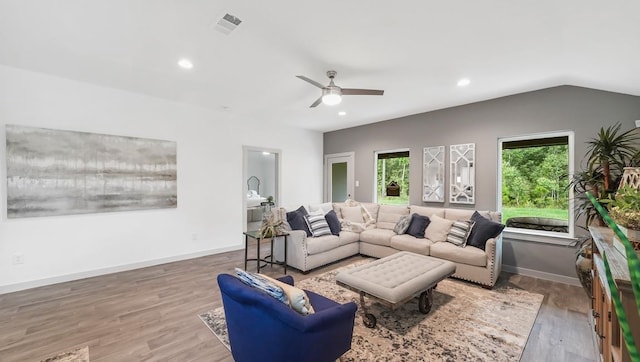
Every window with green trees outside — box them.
[376,150,410,205]
[499,132,573,235]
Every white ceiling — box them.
[1,1,639,132]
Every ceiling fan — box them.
[296,70,384,108]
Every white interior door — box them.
[325,152,354,202]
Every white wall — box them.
[0,65,324,293]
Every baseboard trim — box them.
[0,245,244,295]
[502,264,581,287]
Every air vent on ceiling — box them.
[214,13,242,35]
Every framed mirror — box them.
[450,143,475,204]
[422,146,445,202]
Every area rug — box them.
[40,346,89,362]
[200,262,544,361]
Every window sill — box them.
[502,228,582,247]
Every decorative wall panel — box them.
[422,146,445,202]
[449,143,475,204]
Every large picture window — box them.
[375,149,410,205]
[498,131,574,237]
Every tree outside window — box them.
[376,150,409,205]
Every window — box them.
[498,131,574,237]
[375,149,409,205]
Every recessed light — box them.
[457,78,470,87]
[338,111,347,116]
[177,58,194,69]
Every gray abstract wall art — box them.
[6,125,177,218]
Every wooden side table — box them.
[243,230,289,274]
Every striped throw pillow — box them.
[305,213,332,237]
[446,220,475,247]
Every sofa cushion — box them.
[306,235,341,255]
[305,212,332,237]
[360,228,395,247]
[410,205,445,219]
[340,206,364,223]
[445,208,491,221]
[339,230,360,244]
[444,208,475,221]
[308,202,333,214]
[446,220,475,247]
[430,242,487,267]
[390,234,433,255]
[425,214,454,242]
[406,213,431,238]
[393,215,412,234]
[324,210,341,236]
[287,206,311,236]
[376,205,410,230]
[467,211,505,250]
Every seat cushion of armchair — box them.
[360,228,396,246]
[389,234,433,255]
[429,242,487,267]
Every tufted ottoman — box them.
[336,251,456,328]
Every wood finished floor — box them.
[0,248,596,361]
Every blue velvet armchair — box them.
[217,273,357,362]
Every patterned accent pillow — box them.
[260,274,315,315]
[446,220,475,247]
[305,213,332,237]
[234,268,288,304]
[393,215,412,234]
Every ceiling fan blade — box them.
[341,88,384,96]
[296,75,325,89]
[309,97,322,108]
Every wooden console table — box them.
[589,226,640,362]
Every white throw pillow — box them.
[340,206,364,223]
[425,214,455,242]
[308,202,333,214]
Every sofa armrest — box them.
[484,234,503,285]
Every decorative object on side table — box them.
[609,183,640,256]
[258,205,283,239]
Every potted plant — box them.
[608,185,640,252]
[571,123,639,293]
[572,123,640,228]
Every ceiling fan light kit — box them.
[297,70,384,108]
[322,87,342,105]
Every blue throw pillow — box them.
[324,210,341,236]
[406,213,431,238]
[234,268,288,305]
[466,211,505,250]
[286,206,312,237]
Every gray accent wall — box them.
[324,85,640,281]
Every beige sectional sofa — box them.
[281,202,504,288]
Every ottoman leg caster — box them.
[418,288,433,314]
[363,313,377,328]
[359,291,377,328]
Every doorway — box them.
[325,152,354,202]
[243,146,281,232]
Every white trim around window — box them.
[497,130,575,241]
